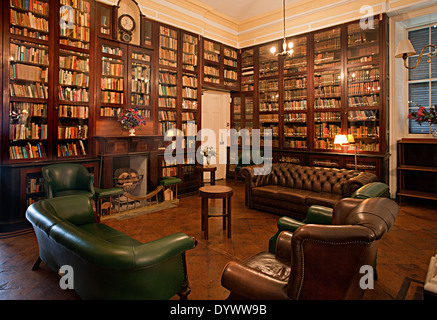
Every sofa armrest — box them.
[342,172,378,197]
[134,233,197,268]
[221,261,289,300]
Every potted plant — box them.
[117,108,147,136]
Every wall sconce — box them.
[395,39,437,69]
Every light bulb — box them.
[270,46,276,54]
[288,42,293,49]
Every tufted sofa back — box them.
[254,163,361,195]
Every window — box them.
[407,24,437,134]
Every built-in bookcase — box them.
[5,0,51,162]
[55,0,93,158]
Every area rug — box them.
[100,199,179,221]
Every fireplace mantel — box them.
[95,135,164,191]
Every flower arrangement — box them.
[117,108,147,131]
[201,146,216,165]
[408,104,437,127]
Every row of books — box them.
[11,0,49,16]
[259,114,279,122]
[10,26,48,40]
[101,77,123,91]
[182,87,197,99]
[183,75,197,87]
[284,57,307,73]
[159,71,177,85]
[158,121,177,135]
[131,81,150,94]
[101,91,123,104]
[58,125,88,139]
[204,52,219,62]
[315,86,341,98]
[224,58,237,68]
[131,93,150,106]
[159,97,176,108]
[100,107,121,117]
[314,139,341,150]
[132,65,151,82]
[349,68,380,81]
[224,48,237,59]
[59,70,89,87]
[59,5,90,27]
[182,40,198,56]
[314,74,341,87]
[348,81,380,95]
[348,46,379,60]
[348,125,379,138]
[11,63,48,82]
[10,9,49,32]
[284,77,306,89]
[314,123,341,138]
[160,26,177,39]
[284,126,307,137]
[347,110,378,121]
[59,55,89,72]
[314,28,341,42]
[102,59,123,76]
[284,113,307,122]
[348,95,379,107]
[284,89,307,100]
[9,122,47,140]
[314,52,341,66]
[102,45,123,56]
[11,42,48,65]
[284,140,307,149]
[10,102,47,117]
[158,110,177,121]
[259,80,279,92]
[182,99,197,109]
[314,98,341,109]
[314,112,341,122]
[26,176,44,194]
[60,25,90,42]
[58,87,88,102]
[204,65,219,77]
[159,49,177,67]
[9,142,46,159]
[60,0,91,13]
[182,122,197,136]
[132,52,151,62]
[204,41,220,54]
[58,105,88,119]
[57,141,87,157]
[159,85,177,97]
[224,69,238,80]
[259,102,279,112]
[159,35,178,50]
[314,38,341,52]
[284,100,307,110]
[10,82,48,98]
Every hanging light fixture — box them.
[270,0,293,56]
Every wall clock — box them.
[118,14,135,42]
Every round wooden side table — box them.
[195,165,217,190]
[199,185,233,240]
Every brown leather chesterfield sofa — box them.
[221,197,399,300]
[241,163,377,219]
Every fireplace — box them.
[113,156,147,196]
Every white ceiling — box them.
[195,0,287,21]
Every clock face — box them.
[119,14,135,32]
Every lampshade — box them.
[347,134,355,144]
[395,40,416,58]
[334,134,348,145]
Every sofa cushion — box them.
[80,223,143,247]
[252,185,281,198]
[276,188,314,205]
[305,192,342,208]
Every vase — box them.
[206,158,210,167]
[129,128,136,136]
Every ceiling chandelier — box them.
[270,0,293,56]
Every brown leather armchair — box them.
[221,197,398,300]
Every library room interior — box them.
[1,0,437,304]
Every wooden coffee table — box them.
[199,185,233,240]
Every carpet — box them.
[100,199,179,221]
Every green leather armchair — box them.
[26,195,197,300]
[268,182,390,253]
[42,163,95,199]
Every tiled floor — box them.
[0,179,436,300]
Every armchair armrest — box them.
[134,233,197,268]
[277,216,305,233]
[221,261,289,300]
[342,172,377,197]
[275,231,293,261]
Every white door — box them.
[201,90,230,181]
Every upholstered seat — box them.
[221,197,399,300]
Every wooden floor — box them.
[1,179,436,300]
